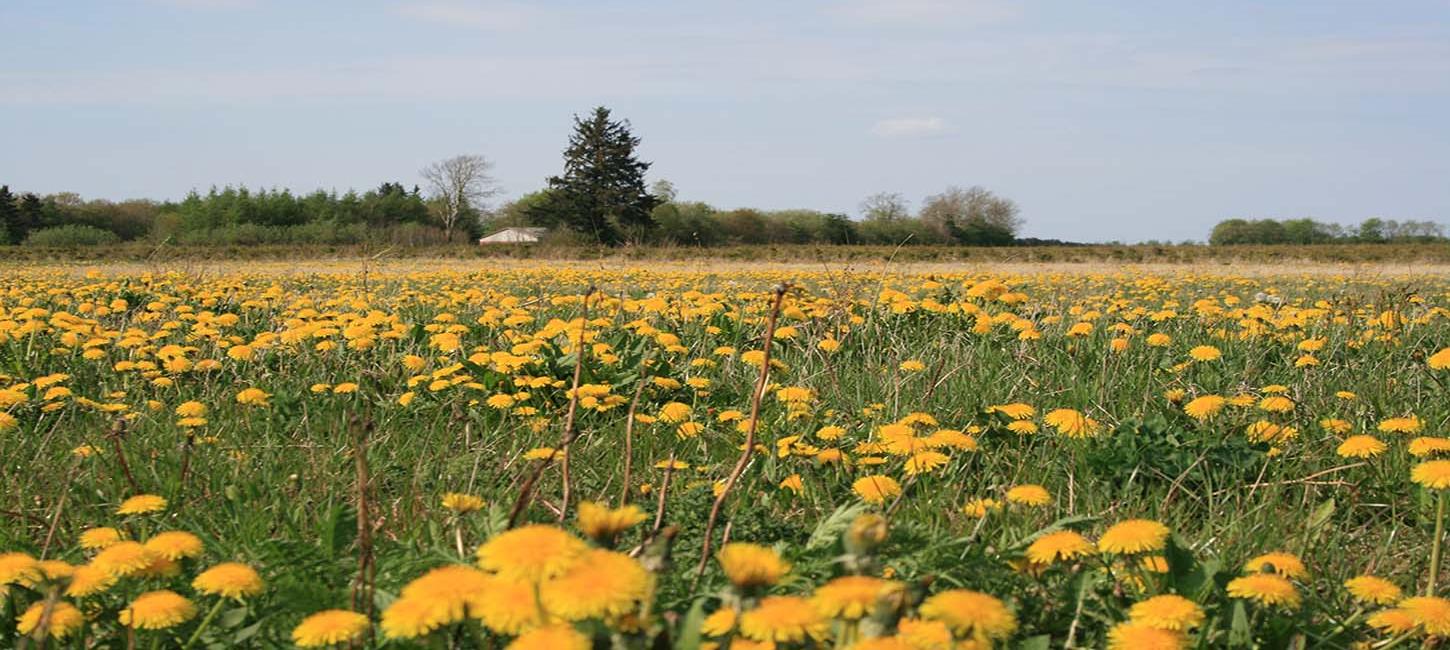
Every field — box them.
[3,258,1450,649]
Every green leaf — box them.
[675,597,707,650]
[807,502,870,550]
[218,606,249,628]
[1019,634,1053,650]
[1229,601,1252,648]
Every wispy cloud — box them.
[392,1,544,30]
[831,0,1018,25]
[871,116,947,137]
[145,0,256,9]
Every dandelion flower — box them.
[1182,395,1225,421]
[193,562,265,600]
[441,492,486,513]
[852,475,902,504]
[0,552,40,587]
[1343,575,1401,606]
[1129,594,1205,631]
[1005,484,1052,507]
[1367,608,1417,634]
[1188,345,1221,362]
[904,451,950,476]
[93,541,158,577]
[1337,436,1386,459]
[17,601,85,639]
[701,608,736,636]
[381,596,454,639]
[1379,416,1423,434]
[144,531,204,560]
[235,387,270,406]
[507,624,590,650]
[1098,519,1170,555]
[540,549,649,620]
[65,563,118,597]
[1107,622,1185,650]
[472,577,542,634]
[116,494,167,515]
[576,501,647,544]
[1412,460,1450,490]
[717,543,789,588]
[293,610,370,647]
[963,498,1002,518]
[738,596,827,643]
[658,402,692,423]
[811,575,899,620]
[1244,551,1307,578]
[1226,574,1300,610]
[476,525,587,582]
[918,589,1017,641]
[1401,596,1450,636]
[1044,409,1101,438]
[119,590,197,629]
[1025,531,1095,565]
[1430,347,1450,370]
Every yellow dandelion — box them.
[811,575,900,620]
[918,589,1017,641]
[1188,345,1221,362]
[507,623,590,650]
[116,494,168,515]
[540,549,649,620]
[1412,460,1450,490]
[1026,530,1096,565]
[144,531,205,560]
[441,493,486,513]
[1098,519,1170,555]
[1337,435,1386,459]
[1226,573,1300,610]
[852,474,902,505]
[293,610,370,648]
[1182,395,1225,421]
[1044,408,1101,438]
[1005,484,1052,507]
[476,525,587,582]
[92,541,158,577]
[1107,622,1185,650]
[576,501,647,544]
[17,601,85,640]
[1343,575,1401,606]
[1401,596,1450,636]
[1129,594,1204,631]
[65,563,119,597]
[1244,551,1307,579]
[193,562,265,600]
[119,590,197,630]
[738,595,827,643]
[717,542,790,588]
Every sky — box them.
[2,0,1448,243]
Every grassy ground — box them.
[2,260,1449,647]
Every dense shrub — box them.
[23,224,121,247]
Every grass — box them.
[1,259,1449,647]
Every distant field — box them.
[5,241,1450,266]
[2,259,1449,647]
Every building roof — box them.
[479,227,548,244]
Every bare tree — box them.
[421,154,499,242]
[860,192,910,222]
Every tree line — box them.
[1209,218,1446,245]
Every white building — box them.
[478,227,547,244]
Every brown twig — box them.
[617,353,657,508]
[348,415,376,637]
[558,288,595,522]
[507,288,595,529]
[107,418,140,494]
[693,284,789,586]
[39,459,81,559]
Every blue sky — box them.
[2,0,1448,242]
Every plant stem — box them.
[182,599,227,649]
[1429,490,1446,596]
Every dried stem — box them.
[617,353,657,508]
[558,288,595,522]
[107,418,140,495]
[507,288,594,528]
[693,284,789,585]
[39,459,81,559]
[349,415,376,636]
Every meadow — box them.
[2,258,1450,649]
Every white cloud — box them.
[392,1,543,30]
[871,116,947,137]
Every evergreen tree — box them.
[533,107,659,245]
[0,186,16,244]
[15,193,44,243]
